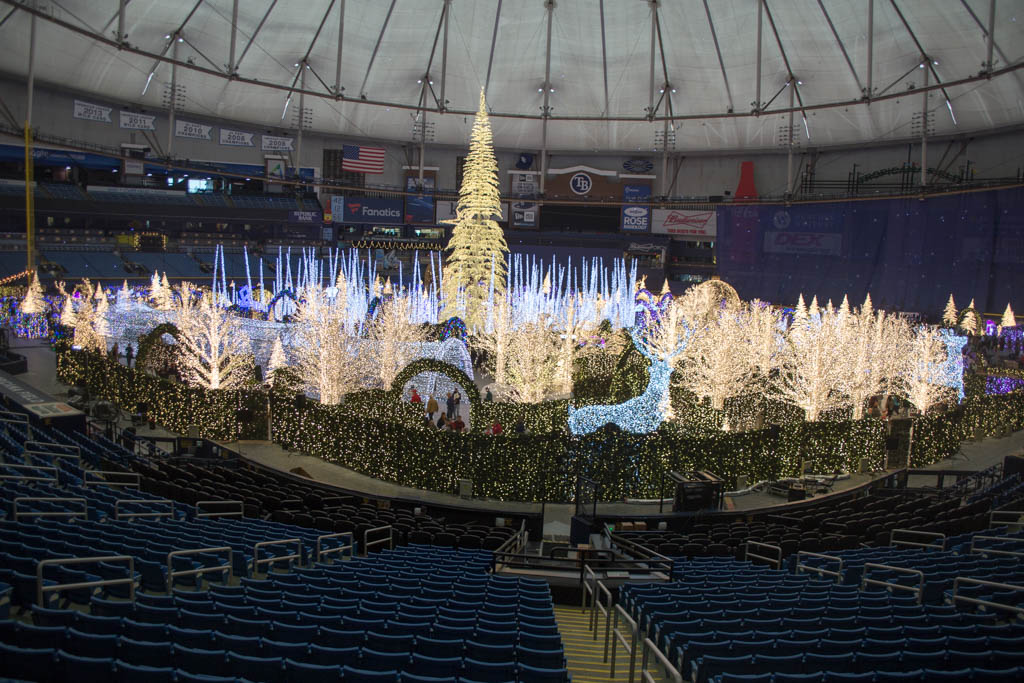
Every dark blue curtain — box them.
[716,186,1024,316]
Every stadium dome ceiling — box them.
[1,0,1023,154]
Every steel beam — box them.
[787,81,794,195]
[599,0,609,116]
[817,0,862,95]
[296,62,306,178]
[333,0,345,95]
[418,79,428,184]
[762,0,809,126]
[236,0,278,72]
[302,0,336,65]
[888,0,952,110]
[985,0,995,72]
[755,0,763,112]
[484,0,502,98]
[439,0,450,111]
[921,65,929,186]
[117,0,126,45]
[540,0,553,193]
[25,0,35,272]
[227,0,238,73]
[702,0,733,112]
[648,0,657,119]
[359,0,397,98]
[866,0,874,98]
[167,36,178,156]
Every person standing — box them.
[410,387,422,404]
[124,344,134,369]
[453,389,462,419]
[426,395,439,421]
[446,392,456,420]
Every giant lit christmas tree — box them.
[443,89,508,329]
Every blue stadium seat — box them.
[407,652,461,678]
[515,663,569,682]
[343,665,400,682]
[213,631,262,656]
[115,661,175,683]
[118,637,173,668]
[174,671,238,683]
[227,652,285,683]
[516,645,565,669]
[284,658,343,683]
[461,657,516,682]
[58,650,116,683]
[0,642,56,680]
[167,625,213,648]
[172,645,227,677]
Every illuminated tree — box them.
[72,280,103,352]
[266,335,288,386]
[505,320,561,403]
[57,281,76,328]
[774,307,848,421]
[476,295,515,386]
[677,308,753,411]
[903,326,956,415]
[20,271,45,315]
[556,297,594,394]
[1001,304,1016,329]
[743,300,783,388]
[366,296,428,389]
[150,271,172,310]
[116,280,131,307]
[93,287,110,343]
[291,281,365,404]
[173,284,253,390]
[959,298,981,335]
[943,294,958,328]
[442,90,508,329]
[838,304,912,419]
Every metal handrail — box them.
[254,538,302,574]
[861,563,925,604]
[744,541,783,569]
[795,551,844,583]
[990,510,1024,530]
[167,547,233,591]
[611,603,639,682]
[14,497,87,520]
[598,581,615,662]
[0,409,30,424]
[0,464,57,482]
[952,577,1024,614]
[195,500,244,518]
[639,636,682,683]
[582,564,598,614]
[36,555,135,606]
[24,441,80,456]
[115,498,174,520]
[890,528,947,550]
[363,525,393,556]
[316,532,354,564]
[83,470,140,488]
[969,535,1024,559]
[24,449,80,463]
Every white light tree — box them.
[477,295,515,386]
[677,308,753,411]
[943,294,958,328]
[556,297,594,395]
[72,280,103,352]
[742,300,783,389]
[837,303,912,419]
[57,281,76,328]
[442,90,508,329]
[173,283,253,390]
[291,280,365,404]
[93,287,110,345]
[903,326,956,415]
[366,296,428,389]
[150,272,172,310]
[959,298,981,335]
[774,306,849,421]
[116,280,131,308]
[504,319,561,403]
[266,335,288,386]
[20,271,45,315]
[1001,304,1016,329]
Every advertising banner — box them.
[119,111,156,130]
[620,184,651,232]
[511,201,539,229]
[762,231,843,256]
[651,209,717,238]
[73,100,112,123]
[261,135,294,152]
[404,176,435,225]
[288,210,321,223]
[175,120,213,140]
[509,172,539,196]
[220,128,255,147]
[337,196,404,225]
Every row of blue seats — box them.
[678,635,1024,680]
[11,613,564,652]
[0,642,570,683]
[710,668,1024,683]
[693,649,1024,683]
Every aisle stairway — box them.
[554,604,668,683]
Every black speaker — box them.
[1004,455,1024,480]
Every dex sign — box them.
[763,231,843,256]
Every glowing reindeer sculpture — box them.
[568,302,694,435]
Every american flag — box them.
[342,144,386,174]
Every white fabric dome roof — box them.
[1,0,1022,152]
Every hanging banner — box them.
[404,175,435,226]
[175,120,213,140]
[651,209,717,238]
[288,210,321,223]
[620,184,652,232]
[119,111,156,130]
[437,200,458,222]
[333,196,404,225]
[511,201,539,229]
[220,128,255,147]
[265,157,287,180]
[261,135,294,152]
[509,172,539,196]
[73,100,112,123]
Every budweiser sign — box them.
[651,209,717,237]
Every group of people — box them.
[408,386,511,435]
